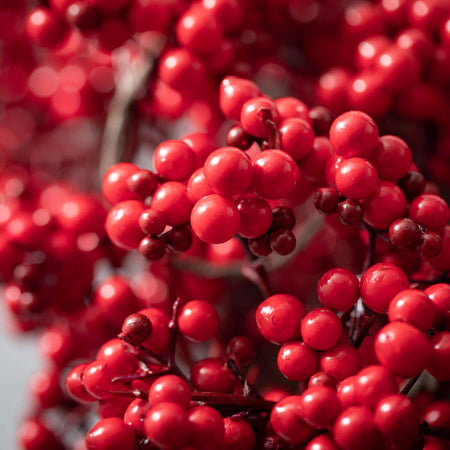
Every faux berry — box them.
[139,209,167,236]
[25,7,68,47]
[105,200,146,250]
[319,344,363,381]
[301,308,343,350]
[333,406,381,450]
[204,147,253,197]
[424,283,450,326]
[337,199,364,225]
[277,341,318,381]
[102,163,140,205]
[187,405,224,449]
[314,188,340,214]
[121,313,153,345]
[190,358,235,393]
[226,125,254,150]
[417,231,443,257]
[270,206,296,231]
[427,332,450,381]
[270,396,315,445]
[398,170,426,199]
[300,386,341,429]
[388,289,436,331]
[269,228,296,255]
[65,363,96,404]
[178,300,220,342]
[187,168,214,204]
[252,150,299,199]
[409,194,450,232]
[144,402,191,448]
[226,336,256,365]
[86,418,136,450]
[279,118,315,160]
[127,170,158,198]
[240,97,279,138]
[375,322,432,377]
[149,375,191,409]
[221,418,256,450]
[236,196,272,238]
[360,263,409,313]
[256,294,305,344]
[153,140,196,181]
[329,111,379,159]
[190,194,240,244]
[335,158,378,200]
[317,268,360,311]
[389,217,420,249]
[139,236,167,261]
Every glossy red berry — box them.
[300,386,341,429]
[375,322,432,377]
[139,209,167,237]
[277,341,318,381]
[388,289,436,331]
[144,402,191,448]
[226,336,256,365]
[139,236,167,261]
[301,308,343,350]
[151,182,193,227]
[65,363,96,404]
[153,140,196,181]
[363,181,407,229]
[102,163,140,205]
[305,434,340,450]
[187,405,224,449]
[269,228,296,255]
[236,196,272,238]
[204,147,253,197]
[374,394,420,448]
[25,7,67,47]
[256,294,305,344]
[337,199,364,225]
[187,168,214,204]
[319,344,363,382]
[333,406,381,450]
[329,111,379,159]
[190,358,235,393]
[139,308,171,355]
[360,263,409,313]
[354,365,398,409]
[124,398,149,436]
[424,283,450,325]
[427,332,450,381]
[307,371,337,390]
[219,76,261,121]
[279,118,315,160]
[409,194,450,232]
[149,375,191,409]
[178,300,219,342]
[335,158,378,200]
[86,418,136,450]
[221,418,256,450]
[121,313,153,345]
[270,396,315,445]
[369,135,412,181]
[317,268,360,312]
[18,419,62,450]
[275,97,311,123]
[314,188,340,214]
[240,97,279,138]
[191,194,240,244]
[252,150,299,199]
[105,200,146,250]
[389,217,420,249]
[337,376,358,409]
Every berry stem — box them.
[227,358,262,399]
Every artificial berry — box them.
[178,300,220,342]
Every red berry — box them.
[187,168,214,204]
[236,196,272,238]
[329,111,379,159]
[256,294,305,344]
[300,386,341,429]
[221,418,256,450]
[374,394,420,448]
[337,199,364,225]
[277,341,318,381]
[301,308,343,350]
[314,188,340,214]
[240,97,279,138]
[153,140,196,181]
[25,7,67,47]
[149,375,191,409]
[204,147,253,197]
[121,313,153,345]
[226,336,256,365]
[425,283,450,326]
[105,200,146,250]
[190,358,235,393]
[388,288,436,331]
[427,332,450,381]
[375,322,432,377]
[151,182,193,227]
[279,118,315,160]
[252,150,299,199]
[270,396,315,445]
[317,268,360,312]
[335,157,379,200]
[354,365,398,409]
[319,344,363,382]
[144,402,191,448]
[187,405,224,449]
[139,236,167,261]
[178,300,220,342]
[369,135,412,181]
[86,418,136,450]
[409,194,450,232]
[191,194,240,244]
[139,308,171,355]
[139,209,167,237]
[65,363,96,404]
[269,228,296,255]
[333,406,381,450]
[389,217,420,249]
[360,263,409,313]
[102,163,140,205]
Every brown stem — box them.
[352,315,374,349]
[227,359,262,399]
[191,392,275,411]
[401,373,421,396]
